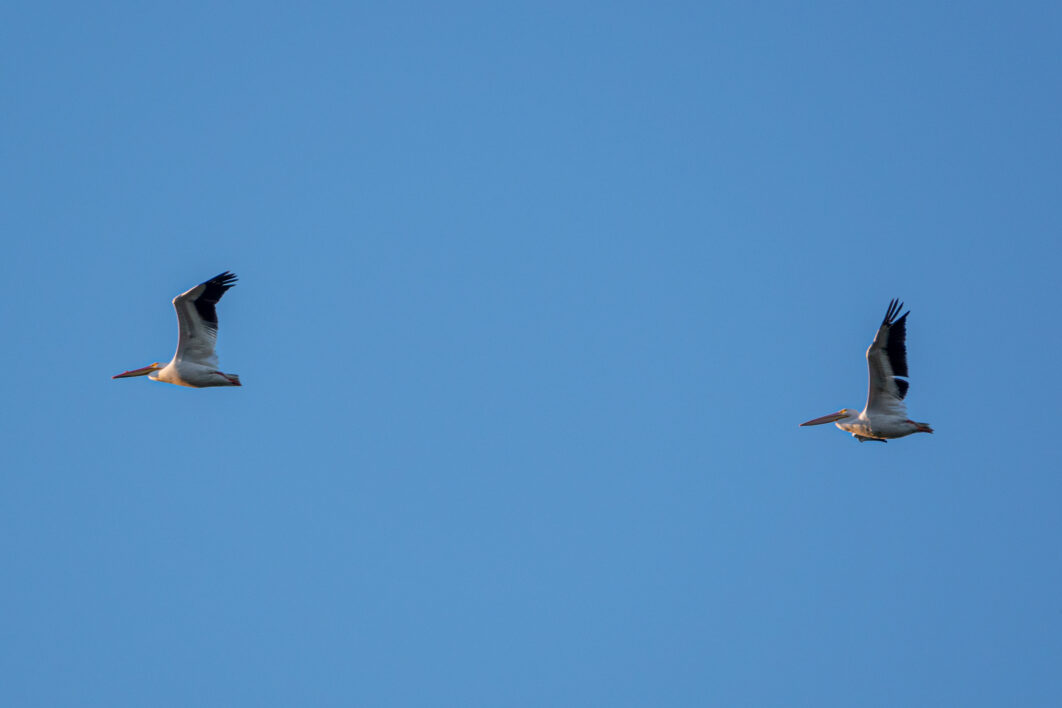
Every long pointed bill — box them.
[112,364,160,379]
[799,411,847,426]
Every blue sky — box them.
[2,1,1061,705]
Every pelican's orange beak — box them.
[800,411,847,426]
[112,363,160,379]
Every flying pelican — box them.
[800,299,931,442]
[113,272,242,388]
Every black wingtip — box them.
[882,298,908,327]
[192,271,239,325]
[880,299,911,378]
[206,271,238,288]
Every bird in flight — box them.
[113,272,242,388]
[800,299,931,442]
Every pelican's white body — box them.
[833,411,925,441]
[150,361,240,388]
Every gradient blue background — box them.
[3,2,1061,705]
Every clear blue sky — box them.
[3,2,1061,705]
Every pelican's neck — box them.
[836,410,861,427]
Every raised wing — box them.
[172,271,238,366]
[864,299,910,416]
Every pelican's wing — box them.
[172,271,237,367]
[865,299,910,416]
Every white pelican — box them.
[800,299,932,442]
[113,272,242,388]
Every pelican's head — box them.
[800,408,855,427]
[112,363,163,380]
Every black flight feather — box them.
[193,271,238,327]
[894,377,909,400]
[882,298,909,378]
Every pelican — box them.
[800,299,932,442]
[113,272,242,388]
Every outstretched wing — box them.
[172,271,238,367]
[865,299,910,416]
